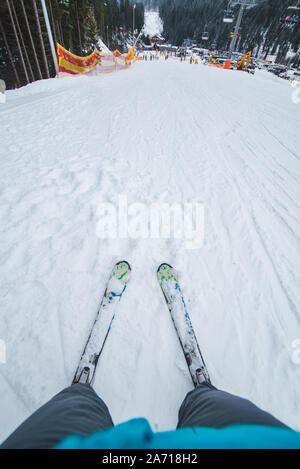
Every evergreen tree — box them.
[82,4,98,53]
[0,0,144,90]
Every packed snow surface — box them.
[0,58,300,443]
[144,10,163,36]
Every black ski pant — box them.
[0,382,286,449]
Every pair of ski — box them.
[73,261,210,388]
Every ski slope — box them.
[0,58,300,443]
[144,10,163,36]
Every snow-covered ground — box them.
[0,59,300,444]
[144,10,163,36]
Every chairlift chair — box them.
[280,3,300,24]
[287,6,300,23]
[223,9,234,23]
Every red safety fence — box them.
[57,44,134,77]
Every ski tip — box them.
[157,263,178,285]
[157,263,173,273]
[116,260,131,271]
[112,261,131,284]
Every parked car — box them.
[282,70,300,81]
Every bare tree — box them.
[32,0,49,78]
[6,0,29,84]
[75,0,82,52]
[11,0,35,82]
[47,0,58,46]
[59,22,64,47]
[20,0,43,80]
[0,16,21,87]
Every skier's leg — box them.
[177,382,287,429]
[0,383,113,449]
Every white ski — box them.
[73,261,131,385]
[157,263,210,387]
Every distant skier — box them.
[190,56,193,64]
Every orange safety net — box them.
[208,59,231,70]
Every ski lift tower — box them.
[229,0,257,57]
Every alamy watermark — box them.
[0,339,6,364]
[96,196,204,250]
[291,338,300,365]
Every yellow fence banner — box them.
[57,43,134,77]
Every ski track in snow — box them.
[0,60,300,442]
